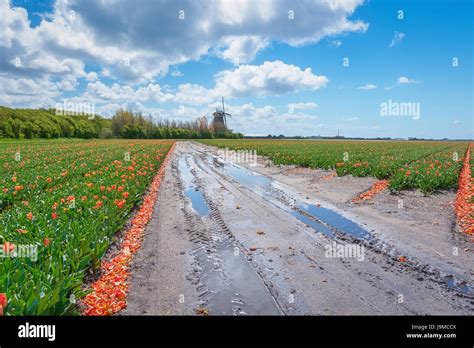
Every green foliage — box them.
[0,106,242,140]
[0,106,105,140]
[0,139,173,315]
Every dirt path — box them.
[123,141,473,315]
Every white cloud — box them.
[214,60,328,98]
[221,102,320,134]
[288,102,318,113]
[100,68,111,77]
[329,40,342,48]
[217,36,270,65]
[389,31,405,47]
[228,103,278,120]
[84,81,173,104]
[56,77,78,91]
[0,0,367,117]
[48,59,328,114]
[358,84,377,90]
[210,101,318,133]
[0,75,60,108]
[174,84,215,105]
[27,55,85,75]
[0,2,31,48]
[398,76,420,84]
[0,0,367,86]
[453,120,462,125]
[86,71,98,81]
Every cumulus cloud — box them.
[86,71,98,81]
[358,84,377,90]
[224,103,278,120]
[0,2,31,48]
[84,81,174,103]
[0,75,60,107]
[0,0,367,84]
[216,36,270,65]
[78,60,326,107]
[214,60,328,97]
[174,84,215,105]
[100,68,111,77]
[209,101,318,133]
[0,0,367,119]
[220,102,320,134]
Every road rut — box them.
[123,141,473,315]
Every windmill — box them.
[211,97,231,132]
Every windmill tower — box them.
[211,97,231,132]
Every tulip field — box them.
[0,139,174,315]
[199,139,472,193]
[0,138,472,316]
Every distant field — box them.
[0,139,174,315]
[199,139,472,193]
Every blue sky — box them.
[1,0,472,138]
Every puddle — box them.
[211,154,474,298]
[296,202,372,240]
[222,162,273,191]
[212,155,371,241]
[290,210,335,237]
[179,156,209,216]
[179,154,282,315]
[443,275,473,296]
[195,239,282,315]
[203,151,474,300]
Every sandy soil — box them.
[123,141,473,315]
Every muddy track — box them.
[123,141,473,315]
[178,154,282,315]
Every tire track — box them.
[173,152,282,315]
[187,141,474,313]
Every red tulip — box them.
[3,242,15,253]
[0,293,7,315]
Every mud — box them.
[123,141,474,315]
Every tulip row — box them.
[199,139,471,193]
[0,139,174,315]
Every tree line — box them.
[109,109,242,139]
[0,106,106,139]
[0,107,243,140]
